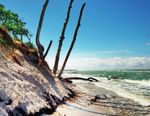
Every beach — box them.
[52,75,150,116]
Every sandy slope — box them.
[0,51,73,115]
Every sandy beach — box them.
[52,81,150,116]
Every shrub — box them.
[25,42,35,49]
[0,37,7,45]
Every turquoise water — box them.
[64,69,150,106]
[67,69,150,80]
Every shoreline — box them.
[62,72,150,106]
[53,80,150,116]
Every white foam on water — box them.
[62,72,150,106]
[62,73,89,83]
[124,79,150,87]
[62,72,87,78]
[93,77,150,106]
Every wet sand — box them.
[52,81,150,116]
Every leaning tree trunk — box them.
[58,3,86,77]
[53,0,74,74]
[36,0,49,59]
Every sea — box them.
[63,69,150,106]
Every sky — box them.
[1,0,150,70]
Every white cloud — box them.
[63,57,150,70]
[46,50,150,70]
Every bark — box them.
[58,3,86,77]
[36,0,49,59]
[44,40,53,59]
[53,0,74,74]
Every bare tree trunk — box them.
[44,40,53,59]
[53,0,74,74]
[36,0,49,59]
[58,3,86,77]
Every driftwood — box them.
[63,77,99,83]
[90,95,100,104]
[90,94,112,104]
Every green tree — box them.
[0,4,31,41]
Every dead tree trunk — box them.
[58,3,86,77]
[53,0,74,74]
[36,0,49,59]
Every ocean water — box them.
[63,69,150,106]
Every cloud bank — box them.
[65,57,150,70]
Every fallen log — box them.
[63,77,99,83]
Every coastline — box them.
[53,80,150,116]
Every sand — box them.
[52,81,150,116]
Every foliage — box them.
[14,38,23,42]
[0,37,7,45]
[0,37,14,48]
[25,42,35,49]
[0,4,32,41]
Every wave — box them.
[94,80,150,106]
[124,79,150,87]
[92,77,150,106]
[76,69,150,80]
[63,70,150,106]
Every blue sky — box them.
[1,0,150,70]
